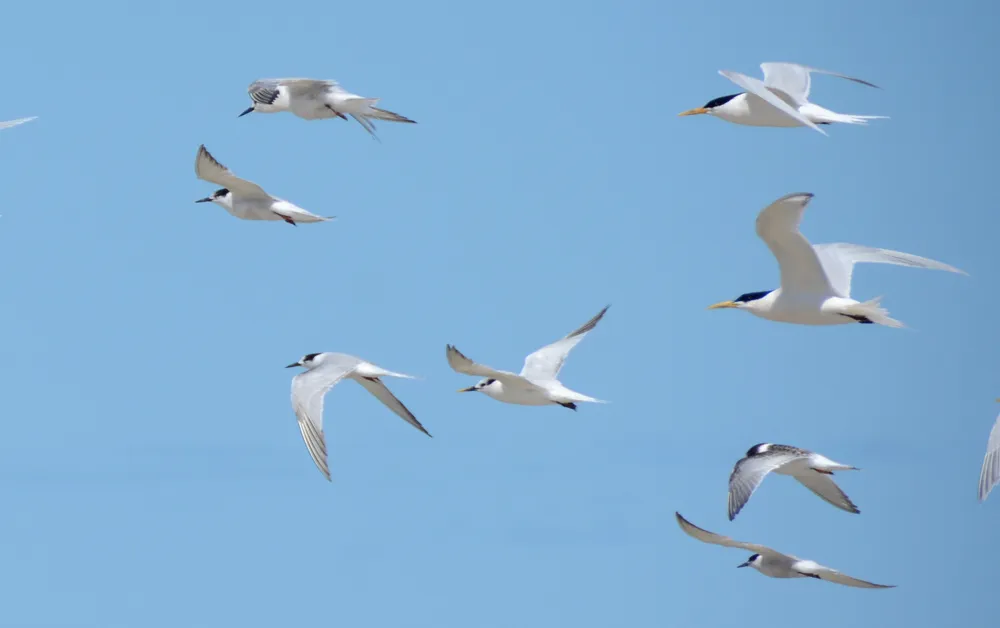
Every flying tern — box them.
[675,512,895,588]
[194,145,332,225]
[707,193,965,327]
[286,352,431,481]
[978,400,1000,502]
[446,305,609,410]
[0,117,36,131]
[679,62,886,135]
[240,78,416,139]
[728,443,859,520]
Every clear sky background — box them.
[0,1,996,626]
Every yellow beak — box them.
[457,386,476,393]
[707,301,738,310]
[678,107,710,117]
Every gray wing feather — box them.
[728,450,806,520]
[290,357,362,481]
[354,377,431,437]
[520,305,609,382]
[794,472,860,514]
[979,411,1000,502]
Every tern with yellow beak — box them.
[679,63,886,135]
[708,193,965,327]
[446,306,609,410]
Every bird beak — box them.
[285,362,302,368]
[678,107,710,117]
[238,106,254,117]
[707,300,738,310]
[457,386,477,393]
[195,197,212,203]
[737,561,750,568]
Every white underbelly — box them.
[754,294,854,326]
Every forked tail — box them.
[820,111,889,125]
[843,296,904,328]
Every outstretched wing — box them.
[718,69,826,135]
[813,243,966,299]
[0,117,36,130]
[755,193,834,294]
[290,357,361,481]
[728,451,807,520]
[520,305,609,382]
[278,78,343,98]
[675,512,777,556]
[794,472,860,514]
[795,560,895,589]
[979,410,1000,502]
[195,145,271,199]
[760,63,879,105]
[354,376,431,437]
[445,345,517,380]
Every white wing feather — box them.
[979,411,1000,502]
[755,193,834,294]
[718,70,827,135]
[520,306,609,382]
[290,358,361,481]
[195,145,271,200]
[813,243,966,298]
[760,62,879,105]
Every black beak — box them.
[285,362,301,369]
[737,562,750,568]
[195,197,212,203]
[239,106,254,117]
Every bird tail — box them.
[817,111,889,125]
[843,296,904,328]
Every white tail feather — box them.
[823,113,889,125]
[843,296,904,328]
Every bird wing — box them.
[445,345,522,381]
[760,63,879,105]
[675,512,777,556]
[979,410,1000,502]
[812,243,966,299]
[728,450,807,520]
[195,145,271,200]
[290,356,362,481]
[795,560,895,589]
[519,305,609,382]
[0,116,36,130]
[755,193,834,294]
[794,471,860,514]
[353,376,431,437]
[718,69,826,135]
[276,78,343,97]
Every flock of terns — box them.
[3,63,997,591]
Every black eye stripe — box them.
[734,290,773,303]
[704,93,741,109]
[303,353,321,362]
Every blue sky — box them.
[0,1,996,626]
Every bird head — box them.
[707,290,774,313]
[286,353,323,369]
[678,93,742,118]
[195,188,232,207]
[737,554,761,569]
[457,378,497,394]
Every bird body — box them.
[708,193,965,327]
[447,306,610,410]
[728,443,859,520]
[679,62,885,135]
[241,78,416,139]
[286,352,431,481]
[193,145,332,225]
[675,512,894,588]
